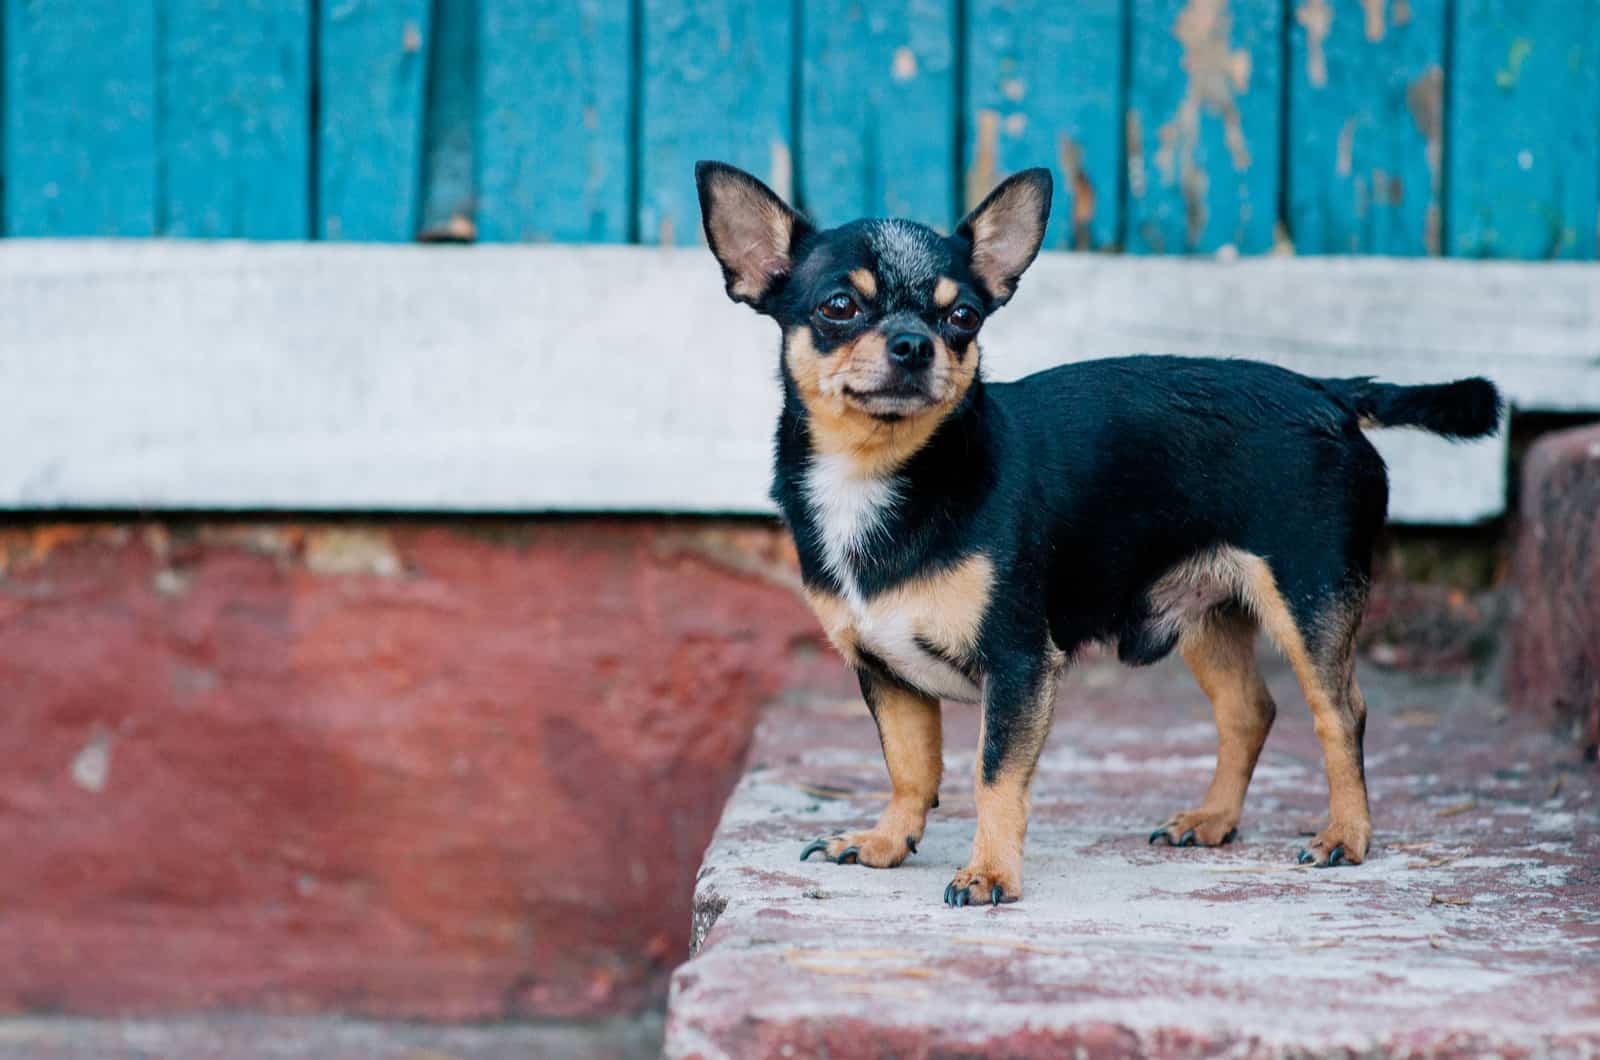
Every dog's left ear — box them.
[696,161,813,310]
[956,168,1052,307]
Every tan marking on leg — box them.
[848,268,878,301]
[803,587,859,666]
[1159,608,1276,845]
[784,327,980,478]
[816,682,941,868]
[933,276,959,308]
[1236,554,1372,863]
[949,669,1057,905]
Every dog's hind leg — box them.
[1150,606,1276,847]
[1243,558,1372,866]
[800,672,941,868]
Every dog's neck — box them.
[773,377,994,599]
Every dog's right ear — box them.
[696,161,812,310]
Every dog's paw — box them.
[942,864,1020,907]
[1295,819,1371,867]
[799,830,918,868]
[1148,809,1239,848]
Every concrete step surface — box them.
[665,653,1599,1059]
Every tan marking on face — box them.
[849,268,878,301]
[933,277,959,308]
[784,326,981,477]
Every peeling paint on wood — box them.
[639,0,791,246]
[477,0,630,242]
[1289,0,1446,255]
[1128,0,1281,254]
[1447,0,1600,259]
[317,0,433,241]
[802,0,955,229]
[2,0,158,236]
[160,0,312,239]
[964,0,1122,249]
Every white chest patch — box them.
[804,453,898,607]
[804,456,984,703]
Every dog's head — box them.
[696,162,1051,465]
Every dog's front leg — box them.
[945,655,1058,906]
[801,670,941,867]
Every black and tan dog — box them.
[695,161,1501,907]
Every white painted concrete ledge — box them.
[4,242,1597,522]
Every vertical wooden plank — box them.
[478,0,630,242]
[965,0,1123,250]
[1448,0,1600,259]
[640,0,792,246]
[801,0,955,230]
[1288,0,1447,255]
[1126,0,1283,254]
[2,0,158,236]
[318,0,432,241]
[161,0,313,239]
[418,0,479,241]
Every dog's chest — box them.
[800,459,988,702]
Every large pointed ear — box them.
[956,168,1052,307]
[695,161,813,309]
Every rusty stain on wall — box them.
[1058,135,1097,250]
[1407,65,1444,255]
[966,110,1001,211]
[1298,0,1332,88]
[1154,0,1253,248]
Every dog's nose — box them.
[888,333,934,370]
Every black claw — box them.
[944,882,957,906]
[1222,829,1238,845]
[956,887,970,908]
[931,796,940,808]
[1297,848,1316,865]
[1326,845,1345,868]
[800,839,828,862]
[991,885,1004,906]
[1149,828,1172,845]
[1179,829,1197,847]
[905,835,918,854]
[837,845,860,865]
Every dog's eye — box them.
[946,305,981,332]
[817,294,859,323]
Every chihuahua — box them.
[695,161,1501,907]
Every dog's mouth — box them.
[843,383,937,419]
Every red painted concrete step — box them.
[665,653,1600,1058]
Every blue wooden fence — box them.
[1,0,1595,255]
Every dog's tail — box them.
[1327,376,1503,440]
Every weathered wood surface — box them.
[1126,0,1283,254]
[477,0,632,242]
[1288,0,1447,256]
[2,0,159,236]
[639,0,793,246]
[964,0,1123,249]
[1447,0,1600,259]
[7,243,1593,522]
[801,0,956,230]
[1,0,1598,256]
[159,0,312,239]
[316,0,432,240]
